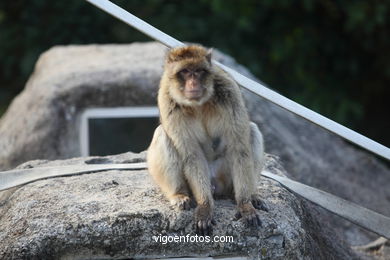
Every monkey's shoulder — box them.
[212,74,242,107]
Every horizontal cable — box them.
[1,163,389,238]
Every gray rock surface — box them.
[0,42,388,251]
[0,43,164,170]
[0,153,359,260]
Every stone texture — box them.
[0,43,165,170]
[0,153,359,260]
[0,42,388,250]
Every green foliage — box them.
[0,0,389,145]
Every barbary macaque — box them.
[147,45,267,235]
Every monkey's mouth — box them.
[184,90,203,100]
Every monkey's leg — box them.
[250,122,265,174]
[147,125,192,210]
[249,122,268,212]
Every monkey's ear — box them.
[206,48,213,64]
[165,50,174,64]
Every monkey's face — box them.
[164,46,214,106]
[179,64,212,99]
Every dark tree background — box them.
[0,0,389,146]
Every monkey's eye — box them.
[179,69,190,75]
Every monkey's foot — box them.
[194,204,215,236]
[251,194,269,212]
[236,202,262,227]
[170,194,192,210]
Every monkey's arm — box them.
[159,87,214,204]
[228,126,262,227]
[221,81,262,226]
[181,145,215,234]
[162,117,215,235]
[167,129,214,207]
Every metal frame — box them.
[79,106,159,156]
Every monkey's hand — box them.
[236,202,262,227]
[194,203,214,236]
[251,194,269,212]
[170,194,193,210]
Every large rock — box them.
[0,153,359,259]
[0,42,389,248]
[0,43,163,169]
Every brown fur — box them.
[166,45,211,64]
[147,45,266,234]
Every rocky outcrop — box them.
[0,43,164,170]
[0,153,358,259]
[0,42,388,248]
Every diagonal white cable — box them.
[261,170,390,239]
[85,0,390,160]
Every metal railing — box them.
[86,0,390,161]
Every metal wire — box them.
[85,0,390,160]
